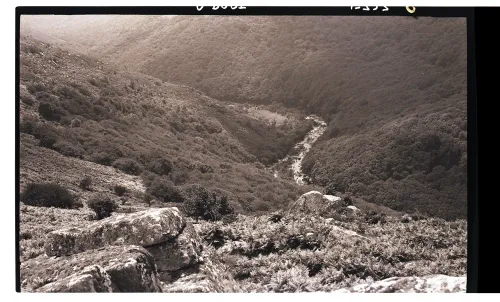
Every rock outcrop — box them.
[38,265,116,293]
[346,205,361,216]
[333,274,466,293]
[147,223,203,281]
[38,207,202,291]
[288,191,342,217]
[44,207,186,256]
[21,245,162,292]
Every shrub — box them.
[146,157,173,176]
[71,118,82,128]
[33,123,60,149]
[146,177,184,203]
[140,170,157,188]
[364,210,387,224]
[143,193,154,207]
[52,140,84,158]
[20,93,35,106]
[21,182,77,208]
[182,184,234,221]
[33,123,57,139]
[341,194,354,207]
[33,123,60,148]
[113,185,128,197]
[87,195,117,220]
[89,152,116,166]
[27,83,47,94]
[79,176,92,190]
[38,102,63,122]
[112,158,143,175]
[20,116,38,134]
[324,182,340,196]
[60,116,72,126]
[39,134,58,149]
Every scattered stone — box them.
[331,225,369,240]
[346,205,361,215]
[333,274,466,293]
[324,195,341,202]
[401,214,413,223]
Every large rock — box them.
[43,207,203,283]
[333,275,466,293]
[37,265,116,293]
[288,191,342,217]
[146,223,203,281]
[45,207,185,257]
[346,205,362,216]
[21,245,162,292]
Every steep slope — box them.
[20,16,467,219]
[19,36,316,214]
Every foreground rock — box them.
[333,274,466,293]
[147,223,203,281]
[44,207,185,256]
[43,207,203,283]
[288,191,342,217]
[21,245,162,292]
[38,265,116,292]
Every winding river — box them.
[273,115,327,185]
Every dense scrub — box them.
[21,16,467,219]
[19,37,313,214]
[182,184,234,221]
[196,213,467,292]
[87,194,117,219]
[21,182,78,209]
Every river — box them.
[272,115,327,185]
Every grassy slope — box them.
[19,36,315,214]
[21,16,467,219]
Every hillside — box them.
[19,36,317,214]
[21,16,468,219]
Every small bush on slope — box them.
[87,194,117,220]
[112,157,143,176]
[113,184,128,196]
[182,184,234,221]
[21,182,78,209]
[20,115,38,135]
[146,157,173,176]
[33,123,59,149]
[38,102,64,122]
[79,176,92,190]
[52,140,85,158]
[146,177,184,203]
